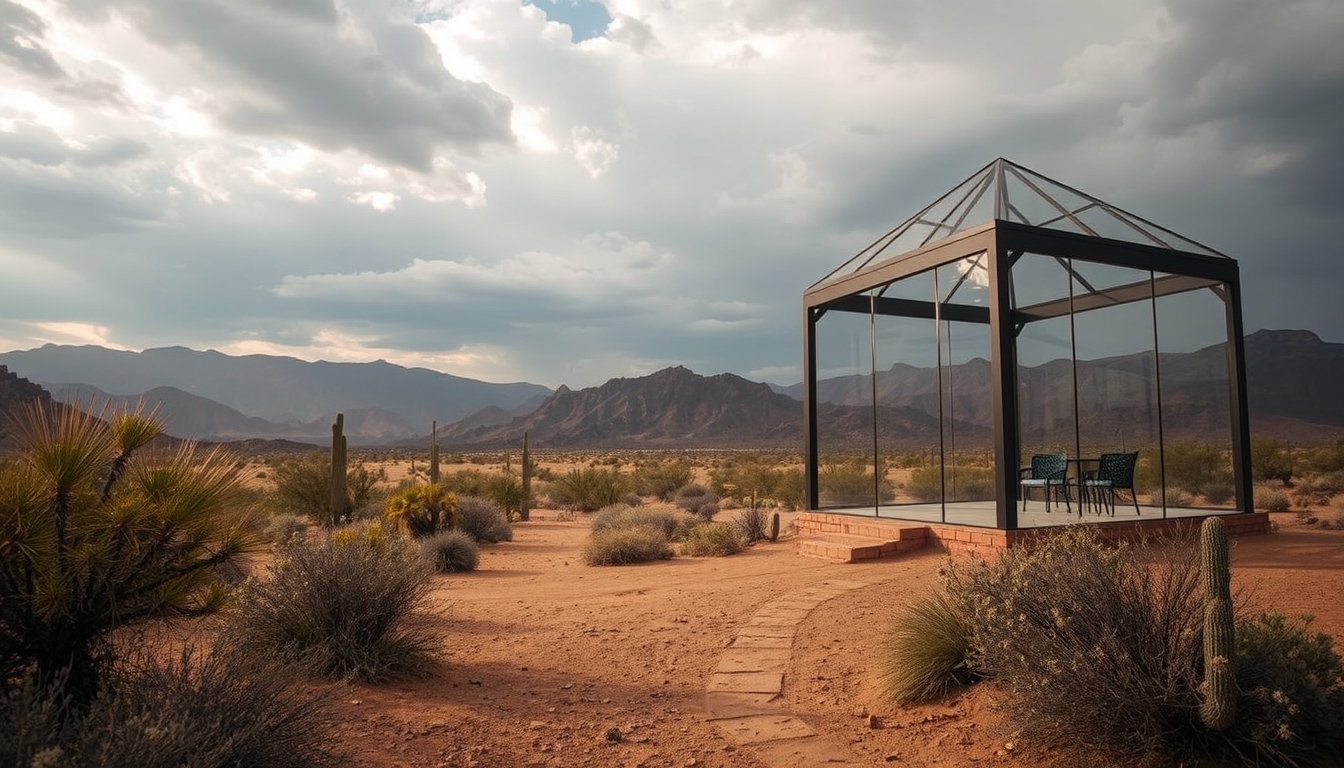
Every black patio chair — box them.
[1084,451,1140,516]
[1019,453,1070,513]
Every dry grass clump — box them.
[1255,486,1291,512]
[880,587,976,705]
[681,522,744,557]
[582,527,674,566]
[582,504,682,565]
[223,522,435,682]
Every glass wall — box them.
[1155,282,1237,511]
[806,245,1246,527]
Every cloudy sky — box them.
[0,0,1340,388]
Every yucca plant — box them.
[0,402,261,703]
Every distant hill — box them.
[0,365,52,449]
[435,366,801,448]
[0,345,551,436]
[426,366,991,449]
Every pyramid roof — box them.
[816,158,1228,287]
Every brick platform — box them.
[795,510,1271,562]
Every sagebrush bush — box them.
[423,530,479,573]
[0,646,336,768]
[881,587,976,705]
[455,495,513,543]
[1230,613,1344,766]
[673,484,719,520]
[681,522,744,557]
[264,512,309,546]
[590,504,682,540]
[582,527,674,566]
[943,526,1207,761]
[1256,487,1291,512]
[223,524,434,682]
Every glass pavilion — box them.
[801,158,1253,530]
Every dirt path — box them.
[322,512,1343,768]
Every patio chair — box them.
[1083,451,1140,516]
[1019,453,1071,513]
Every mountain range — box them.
[0,345,550,444]
[1,329,1342,449]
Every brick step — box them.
[795,533,929,563]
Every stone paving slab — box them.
[715,650,790,673]
[706,671,783,693]
[714,714,817,744]
[702,692,783,720]
[730,634,794,649]
[736,624,796,639]
[753,738,869,767]
[749,608,813,622]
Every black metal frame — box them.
[802,158,1253,531]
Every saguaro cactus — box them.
[429,420,440,484]
[1199,516,1237,730]
[520,431,531,522]
[770,511,780,542]
[329,413,347,526]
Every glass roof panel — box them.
[813,158,1230,288]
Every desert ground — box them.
[277,502,1344,768]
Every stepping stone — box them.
[706,671,783,694]
[715,651,789,674]
[702,692,782,720]
[736,625,796,639]
[731,634,793,649]
[715,714,817,744]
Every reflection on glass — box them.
[1155,284,1237,512]
[874,271,941,517]
[938,259,995,516]
[814,298,876,511]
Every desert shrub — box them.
[620,492,643,507]
[943,526,1207,762]
[455,496,513,543]
[483,474,527,519]
[681,522,744,557]
[582,527,674,566]
[1162,441,1231,496]
[905,466,942,501]
[1251,436,1294,486]
[1154,486,1195,507]
[0,403,261,703]
[265,513,309,546]
[1256,487,1291,512]
[590,504,681,540]
[223,523,434,682]
[270,451,385,527]
[673,483,719,520]
[423,530,479,573]
[944,465,996,501]
[1229,613,1344,766]
[438,468,490,497]
[1293,470,1344,505]
[1201,482,1236,506]
[733,503,771,543]
[551,467,627,512]
[634,460,694,500]
[772,468,805,509]
[819,459,893,505]
[0,647,336,768]
[384,483,457,538]
[881,587,976,705]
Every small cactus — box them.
[520,432,531,522]
[770,511,780,542]
[329,413,347,525]
[1198,516,1237,731]
[429,421,440,484]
